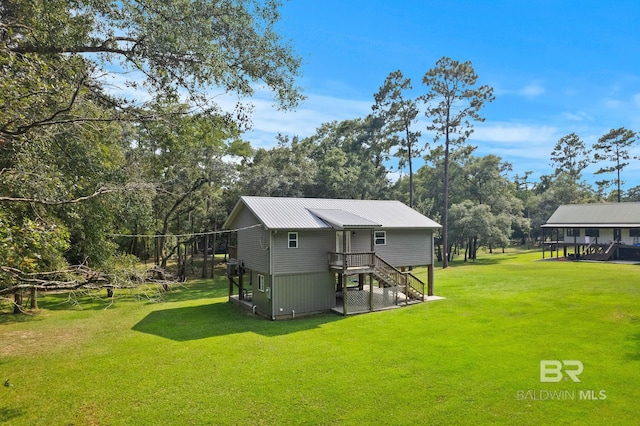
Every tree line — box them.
[0,0,300,311]
[1,1,639,312]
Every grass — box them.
[1,249,639,425]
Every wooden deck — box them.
[329,264,375,274]
[332,285,443,315]
[543,241,640,261]
[328,251,375,274]
[543,240,614,260]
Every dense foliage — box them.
[0,0,302,309]
[1,2,639,311]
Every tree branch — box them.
[8,36,140,57]
[0,183,152,205]
[0,187,117,205]
[0,264,178,297]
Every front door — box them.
[614,228,622,242]
[336,231,351,253]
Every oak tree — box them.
[1,0,302,140]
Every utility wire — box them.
[109,223,262,239]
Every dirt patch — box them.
[0,327,85,357]
[610,311,640,324]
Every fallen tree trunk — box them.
[0,264,178,312]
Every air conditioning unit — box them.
[227,262,238,277]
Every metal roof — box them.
[542,202,640,228]
[224,196,442,230]
[307,209,382,229]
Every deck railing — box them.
[403,271,426,302]
[373,255,406,288]
[330,252,426,300]
[374,255,425,302]
[331,252,428,314]
[328,252,375,270]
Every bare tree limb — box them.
[0,264,178,296]
[0,183,154,205]
[0,187,118,205]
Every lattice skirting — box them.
[343,285,405,313]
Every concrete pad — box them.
[425,295,445,302]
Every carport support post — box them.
[342,273,347,316]
[342,230,347,316]
[369,229,375,312]
[369,273,373,311]
[427,264,434,297]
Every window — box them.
[257,274,265,292]
[585,228,599,237]
[567,228,580,237]
[374,231,386,246]
[288,232,298,248]
[630,229,640,237]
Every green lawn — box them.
[1,250,639,425]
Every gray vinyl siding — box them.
[250,270,272,318]
[375,229,433,267]
[351,231,374,252]
[272,272,335,318]
[235,207,270,273]
[272,230,334,275]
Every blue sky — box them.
[243,0,640,189]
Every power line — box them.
[109,223,262,239]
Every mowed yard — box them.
[1,250,639,425]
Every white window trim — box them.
[257,274,265,292]
[288,232,298,249]
[374,230,386,246]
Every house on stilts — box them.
[541,202,640,262]
[223,196,442,319]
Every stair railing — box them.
[374,255,426,302]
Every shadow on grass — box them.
[0,407,24,423]
[35,292,115,312]
[625,333,640,361]
[12,277,230,315]
[0,311,45,325]
[132,301,342,341]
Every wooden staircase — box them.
[582,242,618,261]
[372,255,426,302]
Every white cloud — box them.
[250,93,371,135]
[561,110,593,121]
[242,91,373,147]
[518,83,545,98]
[473,123,557,144]
[604,98,623,109]
[495,81,546,99]
[99,68,373,147]
[466,123,560,170]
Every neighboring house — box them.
[223,196,442,319]
[541,202,640,261]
